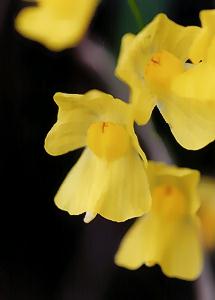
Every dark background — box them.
[0,0,215,299]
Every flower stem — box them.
[128,0,144,29]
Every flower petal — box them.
[200,9,215,28]
[147,14,199,62]
[188,10,215,63]
[189,30,211,63]
[115,24,158,124]
[54,148,151,222]
[161,217,203,280]
[115,215,162,269]
[166,64,215,150]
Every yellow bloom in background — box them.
[45,90,151,222]
[189,9,215,63]
[115,13,215,150]
[115,161,203,280]
[15,0,99,51]
[198,176,215,251]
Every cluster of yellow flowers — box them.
[15,1,215,281]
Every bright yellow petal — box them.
[130,84,156,125]
[45,90,133,156]
[115,215,163,269]
[161,217,203,280]
[200,9,215,28]
[147,14,199,62]
[189,10,215,63]
[115,33,136,77]
[189,30,211,63]
[115,33,156,124]
[205,37,215,64]
[54,148,106,216]
[55,148,151,222]
[168,64,215,149]
[15,0,99,51]
[97,149,151,221]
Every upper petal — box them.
[189,10,215,63]
[45,90,133,156]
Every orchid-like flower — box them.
[15,0,99,51]
[45,90,151,222]
[115,161,203,280]
[115,13,215,150]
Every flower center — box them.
[152,184,186,218]
[86,121,130,161]
[144,50,184,96]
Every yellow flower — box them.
[115,161,203,280]
[45,90,151,222]
[189,9,215,63]
[15,0,99,51]
[115,13,215,150]
[198,176,215,251]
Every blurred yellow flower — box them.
[115,161,203,280]
[189,9,215,63]
[15,0,99,51]
[45,90,151,222]
[115,13,215,150]
[198,176,215,251]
